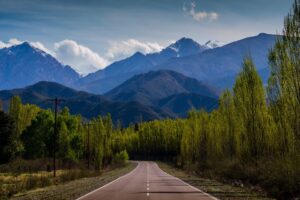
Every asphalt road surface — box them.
[77,161,218,200]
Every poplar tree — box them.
[7,96,23,158]
[268,0,300,152]
[218,91,241,157]
[233,57,271,159]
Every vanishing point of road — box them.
[77,161,218,200]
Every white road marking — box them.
[155,163,219,200]
[146,163,150,197]
[76,162,140,200]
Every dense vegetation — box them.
[0,1,299,199]
[0,97,128,170]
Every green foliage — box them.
[113,150,129,166]
[57,108,84,163]
[7,96,40,160]
[21,110,54,159]
[0,111,15,163]
[268,0,300,153]
[8,96,24,158]
[233,57,274,159]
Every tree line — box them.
[0,97,128,171]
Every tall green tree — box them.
[21,110,54,159]
[218,90,241,157]
[7,96,23,158]
[233,57,273,159]
[268,0,300,152]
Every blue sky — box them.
[0,0,294,74]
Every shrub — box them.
[113,150,129,166]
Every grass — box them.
[0,162,136,200]
[0,169,101,199]
[157,162,274,200]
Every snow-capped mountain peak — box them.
[204,40,223,49]
[165,37,207,57]
[0,42,80,90]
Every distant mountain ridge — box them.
[0,81,173,126]
[75,33,277,93]
[104,70,219,117]
[0,42,80,90]
[153,33,277,88]
[75,37,211,94]
[0,70,220,123]
[105,70,219,105]
[157,93,218,117]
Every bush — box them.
[113,150,129,166]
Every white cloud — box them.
[184,2,219,21]
[0,38,108,75]
[30,41,54,55]
[0,38,165,76]
[106,39,163,61]
[0,41,6,49]
[54,40,108,75]
[0,38,22,48]
[9,38,23,45]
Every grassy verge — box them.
[5,162,136,200]
[1,169,100,199]
[157,162,274,200]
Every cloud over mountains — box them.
[0,38,164,76]
[106,39,163,61]
[54,40,108,75]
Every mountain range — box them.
[153,33,277,88]
[0,34,276,93]
[75,33,276,93]
[75,37,214,94]
[0,33,278,124]
[0,81,171,126]
[0,70,219,123]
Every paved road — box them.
[77,161,218,200]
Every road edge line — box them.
[155,162,219,200]
[76,162,140,200]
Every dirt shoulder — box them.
[157,162,274,200]
[10,162,137,200]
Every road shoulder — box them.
[157,162,273,200]
[11,162,137,200]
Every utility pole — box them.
[48,97,65,177]
[87,122,90,169]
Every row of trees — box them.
[0,97,127,171]
[118,55,298,197]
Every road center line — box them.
[146,163,150,197]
